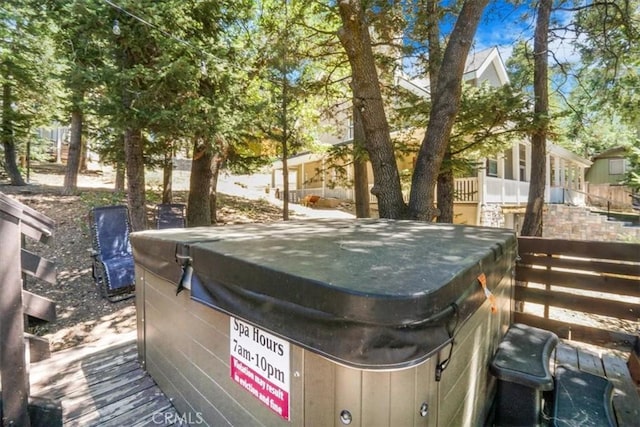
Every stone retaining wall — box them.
[543,204,640,242]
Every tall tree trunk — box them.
[282,149,290,221]
[79,127,88,172]
[2,82,26,186]
[125,127,146,231]
[521,0,551,237]
[425,0,456,224]
[210,168,220,224]
[162,147,173,204]
[115,161,125,191]
[408,0,489,221]
[426,0,442,90]
[437,149,455,223]
[210,135,229,224]
[352,103,370,217]
[281,120,290,221]
[187,138,213,227]
[337,0,406,218]
[63,92,84,195]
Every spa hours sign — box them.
[230,317,290,420]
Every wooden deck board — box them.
[29,333,179,426]
[602,354,640,426]
[30,344,138,394]
[69,382,167,426]
[32,354,140,400]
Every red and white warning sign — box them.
[230,317,290,420]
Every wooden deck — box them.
[28,331,181,426]
[552,341,640,426]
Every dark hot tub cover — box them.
[131,219,515,369]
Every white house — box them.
[272,47,592,229]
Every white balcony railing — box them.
[453,177,479,203]
[283,177,585,207]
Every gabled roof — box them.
[463,47,509,84]
[396,46,509,97]
[591,146,628,160]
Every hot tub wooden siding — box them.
[135,264,512,427]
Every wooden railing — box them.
[0,193,60,426]
[515,237,640,349]
[453,177,479,202]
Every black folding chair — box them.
[89,205,135,302]
[156,203,186,229]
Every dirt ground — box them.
[1,162,332,352]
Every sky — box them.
[473,0,581,64]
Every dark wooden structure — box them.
[515,237,639,349]
[0,193,60,426]
[514,237,640,425]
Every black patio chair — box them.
[89,205,135,302]
[156,203,186,229]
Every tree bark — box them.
[425,0,456,224]
[282,151,290,221]
[281,82,290,221]
[337,0,406,218]
[408,0,489,221]
[426,0,442,91]
[187,138,213,227]
[79,128,88,172]
[210,171,219,224]
[521,0,551,237]
[2,82,26,186]
[210,135,229,224]
[115,161,125,191]
[63,92,84,195]
[352,103,370,218]
[119,41,147,231]
[124,127,146,231]
[436,149,455,223]
[162,148,173,204]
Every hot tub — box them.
[131,219,515,426]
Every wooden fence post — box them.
[0,208,30,427]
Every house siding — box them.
[586,157,626,185]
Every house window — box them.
[519,144,527,182]
[347,116,354,140]
[609,158,629,175]
[486,158,498,177]
[504,149,514,180]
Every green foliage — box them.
[557,0,640,156]
[624,143,640,191]
[79,190,127,208]
[1,1,63,150]
[249,0,338,159]
[392,81,531,177]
